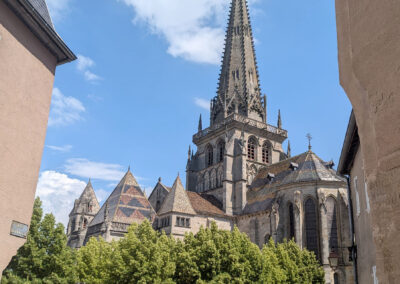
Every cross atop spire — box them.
[306,133,312,151]
[210,0,266,126]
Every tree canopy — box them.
[2,198,324,283]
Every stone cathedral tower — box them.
[67,180,100,248]
[186,0,288,215]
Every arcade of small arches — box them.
[196,166,224,193]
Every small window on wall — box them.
[247,138,256,160]
[176,217,191,228]
[83,219,88,229]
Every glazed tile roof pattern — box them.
[158,177,196,216]
[187,192,226,217]
[89,171,154,227]
[250,151,346,192]
[27,0,54,29]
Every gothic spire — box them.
[198,114,202,132]
[211,0,266,125]
[277,110,282,129]
[287,140,291,158]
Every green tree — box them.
[112,220,176,283]
[2,198,77,283]
[261,239,325,284]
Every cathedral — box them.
[67,0,354,283]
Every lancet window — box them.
[288,203,295,241]
[327,197,339,253]
[305,198,319,258]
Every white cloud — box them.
[119,0,230,64]
[194,97,210,110]
[48,88,85,127]
[36,171,86,226]
[46,0,71,23]
[77,55,94,71]
[76,55,102,82]
[46,145,73,152]
[64,158,126,181]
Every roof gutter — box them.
[3,0,76,65]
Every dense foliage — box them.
[2,198,324,283]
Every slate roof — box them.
[242,193,276,215]
[89,170,155,227]
[158,176,196,216]
[244,151,346,215]
[187,192,227,217]
[27,0,54,29]
[250,151,346,192]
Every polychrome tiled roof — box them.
[89,170,155,227]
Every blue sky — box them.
[36,0,352,225]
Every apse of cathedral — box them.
[67,0,354,282]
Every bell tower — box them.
[186,0,288,215]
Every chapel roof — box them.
[187,192,226,217]
[250,150,346,191]
[89,170,155,227]
[158,176,196,216]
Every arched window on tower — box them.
[83,218,88,229]
[156,200,161,212]
[305,198,319,258]
[247,137,256,160]
[288,203,295,241]
[218,141,225,162]
[88,202,93,213]
[206,145,214,167]
[262,142,271,164]
[327,197,339,253]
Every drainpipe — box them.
[345,175,358,284]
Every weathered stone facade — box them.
[335,0,400,282]
[338,112,377,284]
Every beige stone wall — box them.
[336,0,400,282]
[0,2,56,273]
[168,213,233,239]
[350,149,377,284]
